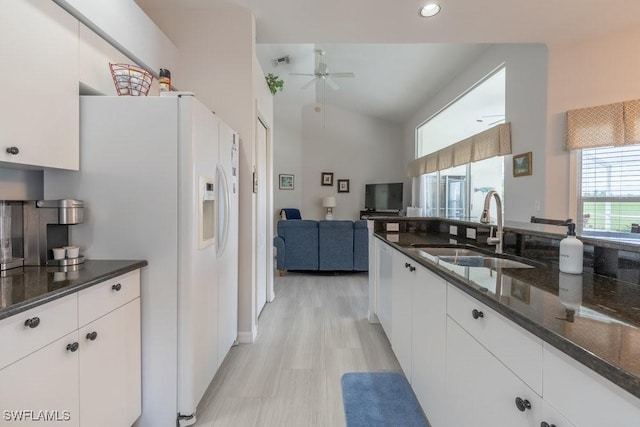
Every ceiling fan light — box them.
[419,3,441,17]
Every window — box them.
[414,67,506,219]
[578,145,640,239]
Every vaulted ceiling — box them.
[137,0,640,124]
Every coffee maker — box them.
[21,199,85,266]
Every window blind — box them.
[580,145,640,233]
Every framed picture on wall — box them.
[279,174,294,190]
[513,152,532,177]
[321,172,334,186]
[337,179,350,193]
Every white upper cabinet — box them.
[0,0,79,170]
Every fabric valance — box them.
[407,123,512,177]
[565,99,640,150]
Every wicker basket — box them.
[109,63,154,96]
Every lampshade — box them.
[322,196,336,208]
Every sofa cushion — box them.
[280,208,302,220]
[276,220,319,270]
[319,220,354,271]
[353,220,369,271]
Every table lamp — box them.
[322,196,336,220]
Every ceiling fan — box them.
[476,114,505,126]
[289,49,355,90]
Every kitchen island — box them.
[370,219,640,426]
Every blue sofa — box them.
[273,220,368,273]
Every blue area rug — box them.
[341,372,430,427]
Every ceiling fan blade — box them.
[301,77,317,90]
[329,72,355,78]
[289,73,315,76]
[325,77,339,90]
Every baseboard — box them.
[368,311,380,324]
[237,330,256,344]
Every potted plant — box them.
[265,73,284,95]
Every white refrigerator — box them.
[44,93,239,427]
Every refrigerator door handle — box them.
[217,165,230,257]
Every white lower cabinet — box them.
[410,266,447,427]
[539,399,576,427]
[391,251,415,379]
[543,343,640,427]
[372,241,640,427]
[446,317,541,426]
[79,299,141,427]
[375,240,393,336]
[0,332,80,427]
[0,270,142,427]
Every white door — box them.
[0,332,80,427]
[79,299,141,427]
[255,118,268,317]
[391,251,414,379]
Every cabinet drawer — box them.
[78,270,140,326]
[0,294,78,370]
[447,284,543,394]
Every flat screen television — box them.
[365,183,403,211]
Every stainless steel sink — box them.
[408,246,534,269]
[437,255,533,269]
[416,247,487,258]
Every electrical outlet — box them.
[449,225,458,236]
[534,200,541,212]
[466,228,477,239]
[386,223,399,232]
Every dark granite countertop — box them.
[377,216,640,251]
[375,231,640,400]
[0,260,148,321]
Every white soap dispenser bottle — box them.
[559,222,583,274]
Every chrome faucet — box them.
[480,190,503,254]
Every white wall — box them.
[403,44,548,222]
[273,120,303,218]
[545,26,640,220]
[300,104,404,220]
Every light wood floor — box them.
[194,271,402,427]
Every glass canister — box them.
[0,202,12,261]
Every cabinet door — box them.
[446,318,540,427]
[391,251,414,379]
[543,343,640,427]
[376,241,393,336]
[0,332,80,427]
[0,0,79,170]
[79,299,141,427]
[411,267,447,427]
[539,399,576,427]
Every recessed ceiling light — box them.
[419,3,441,17]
